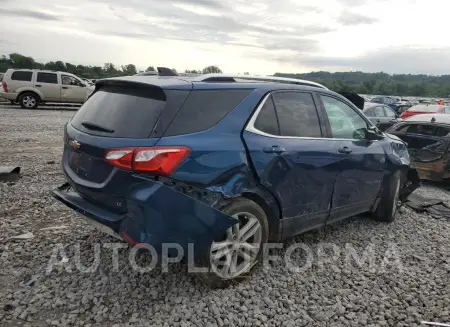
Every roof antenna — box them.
[431,116,436,122]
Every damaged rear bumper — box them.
[52,182,237,254]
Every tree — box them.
[121,64,137,75]
[146,66,155,71]
[9,53,35,69]
[202,65,222,74]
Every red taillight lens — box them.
[1,81,8,93]
[105,146,191,177]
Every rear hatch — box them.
[63,78,191,212]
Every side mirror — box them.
[366,126,384,140]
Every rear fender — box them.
[157,168,282,241]
[119,178,238,254]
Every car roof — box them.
[363,102,381,110]
[405,114,450,125]
[6,68,70,74]
[97,74,333,93]
[407,104,443,111]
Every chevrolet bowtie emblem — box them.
[69,140,81,149]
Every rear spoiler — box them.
[338,92,365,110]
[156,67,178,76]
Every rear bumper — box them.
[53,183,122,234]
[0,92,17,101]
[53,180,237,253]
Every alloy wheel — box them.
[23,95,36,108]
[210,212,262,279]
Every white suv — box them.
[0,69,94,109]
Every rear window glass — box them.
[164,89,252,136]
[71,85,166,138]
[254,96,280,135]
[273,92,321,137]
[37,72,58,84]
[11,71,33,81]
[409,105,440,112]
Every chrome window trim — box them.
[245,92,380,142]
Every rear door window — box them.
[11,71,33,81]
[164,89,252,136]
[37,72,58,84]
[71,85,166,138]
[254,96,280,135]
[272,92,321,137]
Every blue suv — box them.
[53,74,416,287]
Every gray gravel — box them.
[1,106,449,327]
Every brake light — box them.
[2,81,8,93]
[105,146,191,176]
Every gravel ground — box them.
[0,107,449,327]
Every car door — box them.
[61,75,88,103]
[243,91,342,239]
[318,94,386,222]
[34,72,60,101]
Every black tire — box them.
[372,171,401,222]
[196,198,269,288]
[18,92,39,109]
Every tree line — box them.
[274,71,450,97]
[0,53,222,80]
[2,53,450,97]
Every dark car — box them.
[53,74,416,287]
[386,114,450,181]
[363,102,402,131]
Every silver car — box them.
[0,69,94,109]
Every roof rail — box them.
[193,74,328,89]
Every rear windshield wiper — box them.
[81,121,114,133]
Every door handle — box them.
[263,146,286,154]
[62,86,68,89]
[338,146,352,154]
[35,84,41,87]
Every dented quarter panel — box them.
[119,177,238,253]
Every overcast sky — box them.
[0,0,449,75]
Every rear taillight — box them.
[105,146,191,177]
[1,81,8,93]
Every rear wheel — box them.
[196,198,269,288]
[19,92,39,109]
[372,171,401,222]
